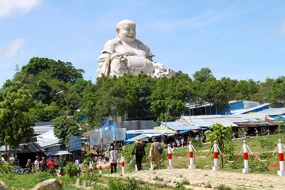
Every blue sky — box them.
[0,0,285,87]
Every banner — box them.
[103,130,113,144]
[89,132,101,147]
[115,128,126,141]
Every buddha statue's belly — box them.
[127,56,154,75]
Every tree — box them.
[256,77,273,103]
[235,79,259,100]
[53,116,82,147]
[151,76,187,121]
[267,77,285,106]
[32,79,53,104]
[192,67,215,83]
[0,80,34,148]
[21,57,84,84]
[204,123,233,167]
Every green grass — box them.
[165,134,284,174]
[1,134,284,189]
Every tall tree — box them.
[21,57,84,84]
[53,116,82,147]
[193,67,215,83]
[267,76,285,106]
[0,80,34,148]
[151,76,187,121]
[256,77,273,103]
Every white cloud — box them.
[276,19,285,35]
[0,39,25,58]
[0,0,43,20]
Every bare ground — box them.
[119,168,285,190]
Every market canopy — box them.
[126,133,162,143]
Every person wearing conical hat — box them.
[131,139,145,170]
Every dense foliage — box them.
[0,80,34,147]
[1,57,285,148]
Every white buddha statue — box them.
[96,20,175,78]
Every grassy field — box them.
[157,134,284,174]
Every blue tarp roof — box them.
[126,134,148,142]
[126,134,162,143]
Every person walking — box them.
[26,159,33,173]
[40,157,47,171]
[151,137,162,169]
[131,139,146,171]
[47,157,55,174]
[109,146,118,173]
[34,156,40,172]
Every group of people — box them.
[26,156,49,173]
[25,155,66,174]
[131,137,162,171]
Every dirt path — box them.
[120,169,285,190]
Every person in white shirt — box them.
[75,158,79,165]
[109,146,118,173]
[34,156,40,172]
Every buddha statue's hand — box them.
[109,53,128,71]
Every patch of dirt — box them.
[119,168,285,190]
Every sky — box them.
[0,0,285,87]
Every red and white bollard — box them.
[277,139,285,176]
[57,167,61,176]
[168,144,174,169]
[242,140,250,174]
[134,155,138,171]
[89,161,93,172]
[121,155,125,174]
[188,141,196,169]
[212,140,219,171]
[98,159,102,175]
[149,148,154,170]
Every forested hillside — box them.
[1,57,285,148]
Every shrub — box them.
[0,162,13,174]
[65,162,79,177]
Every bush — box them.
[0,162,13,174]
[65,162,79,177]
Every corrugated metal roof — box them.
[224,115,249,123]
[154,125,177,134]
[14,142,45,154]
[259,108,285,116]
[165,122,200,131]
[182,116,237,127]
[237,112,267,121]
[33,126,53,134]
[45,150,70,156]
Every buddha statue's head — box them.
[116,20,136,43]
